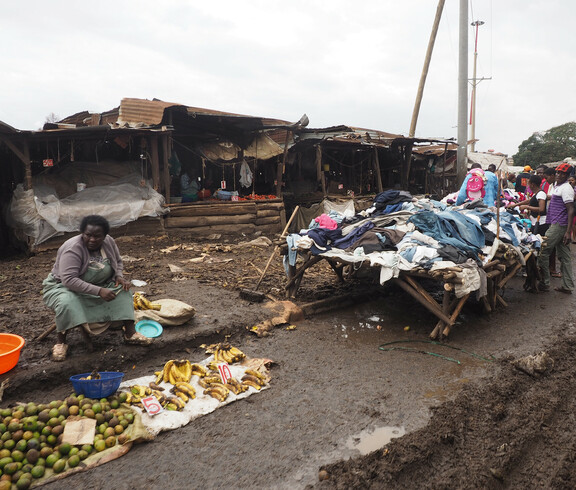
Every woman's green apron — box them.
[43,256,134,334]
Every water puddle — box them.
[346,426,406,455]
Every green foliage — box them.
[513,122,576,166]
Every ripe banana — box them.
[151,390,167,404]
[161,359,193,384]
[242,379,261,391]
[172,388,189,403]
[130,385,151,397]
[167,396,186,410]
[162,360,175,383]
[244,369,266,383]
[241,374,264,387]
[133,292,162,311]
[225,380,247,395]
[204,388,227,402]
[206,360,220,371]
[190,363,208,377]
[174,382,196,398]
[229,346,246,361]
[149,381,164,391]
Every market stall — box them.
[280,193,540,338]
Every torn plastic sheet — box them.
[8,173,168,246]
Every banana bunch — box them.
[225,377,248,395]
[241,369,267,391]
[190,363,208,378]
[213,343,246,364]
[198,375,223,389]
[203,382,230,402]
[170,381,196,403]
[206,360,220,372]
[155,359,192,385]
[125,384,153,407]
[165,396,186,411]
[133,291,162,311]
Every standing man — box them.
[537,163,575,293]
[516,165,532,194]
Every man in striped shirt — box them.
[537,163,575,293]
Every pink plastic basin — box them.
[0,334,25,374]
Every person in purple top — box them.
[537,163,575,293]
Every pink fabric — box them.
[314,213,338,230]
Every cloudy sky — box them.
[1,1,574,157]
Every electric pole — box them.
[469,20,491,153]
[457,0,468,186]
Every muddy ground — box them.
[1,230,576,488]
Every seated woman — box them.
[43,215,151,361]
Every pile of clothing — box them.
[284,191,539,297]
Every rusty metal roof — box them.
[117,97,291,128]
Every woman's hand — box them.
[115,277,131,291]
[99,288,116,302]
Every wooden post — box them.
[409,0,446,137]
[150,135,160,191]
[316,145,326,196]
[373,147,384,193]
[442,293,470,337]
[402,142,414,190]
[161,134,171,202]
[276,129,291,197]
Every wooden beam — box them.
[284,255,324,290]
[0,136,32,190]
[392,277,454,326]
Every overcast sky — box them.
[1,1,574,157]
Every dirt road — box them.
[1,232,576,488]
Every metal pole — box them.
[469,20,484,153]
[409,0,445,138]
[456,0,468,187]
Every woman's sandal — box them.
[52,343,69,362]
[551,272,562,278]
[123,332,152,345]
[554,286,573,294]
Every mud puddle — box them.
[346,425,406,455]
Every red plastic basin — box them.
[0,334,25,374]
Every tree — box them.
[44,112,60,124]
[513,122,576,166]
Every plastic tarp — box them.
[8,173,168,246]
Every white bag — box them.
[134,299,196,326]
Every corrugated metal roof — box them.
[118,98,184,126]
[117,97,291,128]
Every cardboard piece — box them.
[62,417,97,445]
